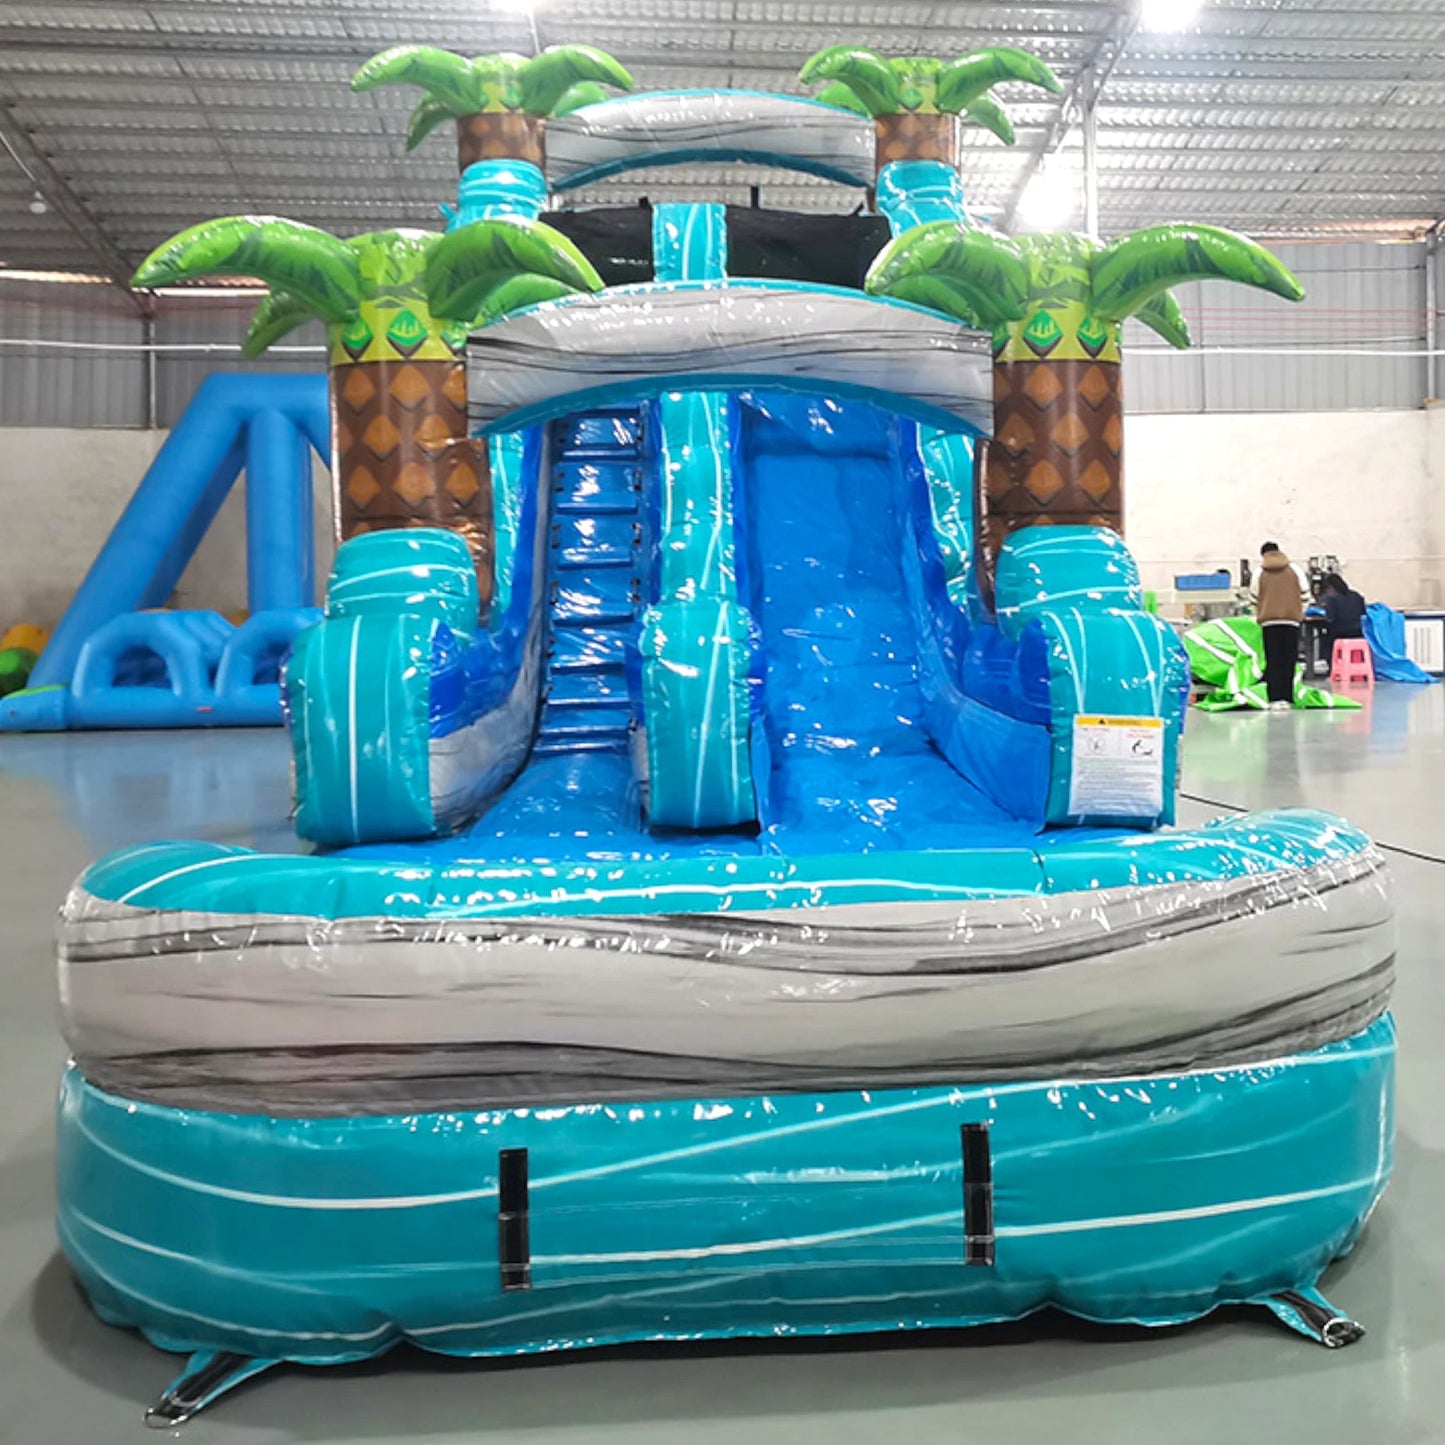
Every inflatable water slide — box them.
[51,54,1394,1425]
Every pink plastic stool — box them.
[1331,639,1374,685]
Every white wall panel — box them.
[1126,408,1445,609]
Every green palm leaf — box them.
[799,45,902,118]
[552,81,611,116]
[935,47,1063,113]
[890,57,943,77]
[132,216,362,322]
[242,289,319,357]
[1092,223,1305,322]
[406,94,456,150]
[475,273,587,322]
[346,229,437,297]
[888,55,942,112]
[963,95,1015,144]
[866,221,1030,328]
[519,45,633,117]
[812,81,869,115]
[351,45,479,116]
[866,274,995,328]
[466,52,529,111]
[1134,289,1192,349]
[469,52,530,76]
[425,218,603,322]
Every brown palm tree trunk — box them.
[457,113,545,170]
[980,358,1124,559]
[330,357,495,611]
[874,113,961,176]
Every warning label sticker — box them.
[1068,715,1165,819]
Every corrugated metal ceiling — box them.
[0,0,1441,282]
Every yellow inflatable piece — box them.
[1,623,48,654]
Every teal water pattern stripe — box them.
[652,201,726,284]
[991,527,1191,828]
[916,426,975,608]
[487,430,528,622]
[287,611,437,845]
[324,529,482,641]
[641,203,756,828]
[876,159,973,232]
[1037,606,1192,827]
[287,525,555,846]
[639,596,755,828]
[288,530,500,845]
[994,527,1143,641]
[654,391,737,599]
[55,1014,1393,1364]
[78,807,1375,920]
[873,164,978,621]
[447,158,547,229]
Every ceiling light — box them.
[1018,168,1078,232]
[1139,0,1205,34]
[494,0,537,12]
[0,269,111,284]
[28,190,47,215]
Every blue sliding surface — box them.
[738,395,1017,854]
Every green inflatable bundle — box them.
[0,646,38,697]
[1183,616,1360,711]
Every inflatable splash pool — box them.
[52,52,1395,1428]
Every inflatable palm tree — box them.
[133,219,602,594]
[800,46,1062,175]
[352,45,633,172]
[866,222,1304,553]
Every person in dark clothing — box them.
[1319,572,1367,652]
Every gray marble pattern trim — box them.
[545,90,875,189]
[467,284,992,434]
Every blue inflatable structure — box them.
[1364,602,1439,684]
[51,87,1396,1427]
[2,374,326,731]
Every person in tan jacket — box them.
[1253,541,1310,709]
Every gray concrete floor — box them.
[0,684,1441,1444]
